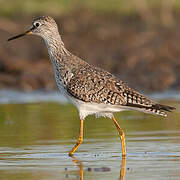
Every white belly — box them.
[68,95,125,120]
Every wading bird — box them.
[8,16,175,157]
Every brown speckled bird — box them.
[8,16,175,157]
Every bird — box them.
[8,16,175,157]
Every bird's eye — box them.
[35,22,40,27]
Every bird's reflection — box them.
[69,155,126,180]
[70,155,84,180]
[119,157,126,180]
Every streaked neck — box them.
[43,32,69,59]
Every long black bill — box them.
[7,26,35,41]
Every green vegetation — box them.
[1,0,180,17]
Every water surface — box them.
[0,99,179,180]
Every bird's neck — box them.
[43,33,70,63]
[43,32,87,75]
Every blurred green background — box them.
[1,0,180,17]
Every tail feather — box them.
[151,104,176,112]
[126,103,175,117]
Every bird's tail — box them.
[140,103,176,117]
[126,102,175,117]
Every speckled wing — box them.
[67,65,151,106]
[66,64,175,116]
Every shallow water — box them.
[0,100,179,180]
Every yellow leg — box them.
[112,116,126,157]
[69,119,83,156]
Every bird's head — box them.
[8,16,59,41]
